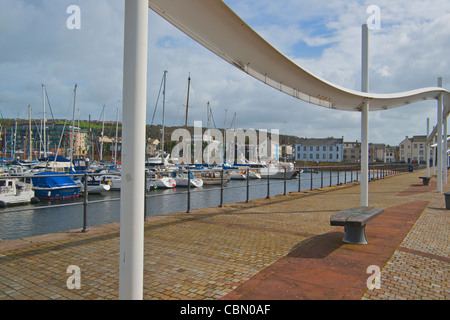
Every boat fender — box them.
[30,197,40,204]
[0,201,5,208]
[157,174,162,179]
[210,173,214,178]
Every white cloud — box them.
[0,0,449,147]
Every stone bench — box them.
[330,206,384,244]
[419,176,431,186]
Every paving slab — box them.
[0,169,448,300]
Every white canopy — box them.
[148,0,449,112]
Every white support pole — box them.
[426,118,430,177]
[119,0,148,300]
[444,113,448,184]
[440,77,447,184]
[437,77,443,193]
[433,136,437,175]
[361,24,369,207]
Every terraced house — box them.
[399,135,429,163]
[295,137,344,163]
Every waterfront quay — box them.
[0,168,448,300]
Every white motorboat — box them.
[229,169,261,180]
[78,181,111,194]
[98,174,121,190]
[197,170,230,185]
[0,178,40,207]
[259,163,297,179]
[170,171,203,187]
[147,172,177,190]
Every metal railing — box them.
[0,163,416,237]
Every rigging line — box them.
[44,88,55,122]
[148,72,165,136]
[54,87,75,161]
[146,72,166,160]
[209,105,217,129]
[32,119,43,151]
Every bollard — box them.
[320,167,323,188]
[82,173,89,233]
[144,171,148,221]
[444,192,450,209]
[344,166,347,184]
[246,169,250,203]
[186,169,191,213]
[219,168,224,207]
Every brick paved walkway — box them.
[0,169,448,300]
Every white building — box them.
[295,137,344,163]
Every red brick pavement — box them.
[222,200,429,300]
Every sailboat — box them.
[31,84,81,200]
[145,71,177,189]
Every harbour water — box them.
[0,169,376,241]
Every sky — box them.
[0,0,449,146]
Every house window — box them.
[316,154,319,159]
[323,154,326,159]
[323,146,326,151]
[310,146,313,151]
[329,154,333,159]
[309,154,313,159]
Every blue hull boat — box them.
[31,172,81,200]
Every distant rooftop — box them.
[296,137,343,146]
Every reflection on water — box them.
[0,170,370,241]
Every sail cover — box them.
[147,0,449,113]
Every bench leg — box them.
[343,225,368,245]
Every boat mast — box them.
[184,73,190,130]
[100,104,105,161]
[70,84,77,164]
[77,110,80,158]
[28,105,32,161]
[161,70,167,164]
[222,109,227,164]
[183,74,191,164]
[42,84,47,158]
[13,118,17,159]
[114,105,119,166]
